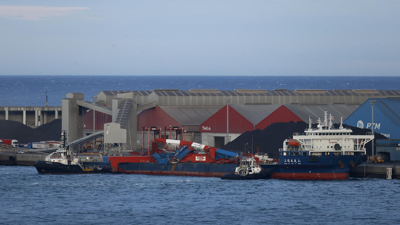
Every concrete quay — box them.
[349,162,400,179]
[0,152,103,166]
[0,153,46,166]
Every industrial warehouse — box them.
[2,88,400,178]
[56,89,400,156]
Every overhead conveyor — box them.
[67,131,104,148]
[76,100,112,115]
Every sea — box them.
[1,75,400,224]
[1,166,400,225]
[0,75,400,106]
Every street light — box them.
[369,99,376,157]
[92,96,97,134]
[225,97,231,145]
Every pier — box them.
[0,106,61,127]
[0,151,103,166]
[349,162,400,179]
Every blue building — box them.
[345,98,400,161]
[344,98,400,140]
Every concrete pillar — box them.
[35,110,38,126]
[112,98,122,122]
[125,93,138,151]
[23,109,26,125]
[130,98,138,151]
[5,107,8,120]
[116,91,138,151]
[44,112,47,124]
[38,110,42,126]
[62,93,84,144]
[55,110,58,119]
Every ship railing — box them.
[255,152,268,156]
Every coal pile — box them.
[0,119,61,144]
[224,121,308,158]
[224,121,387,158]
[35,119,62,141]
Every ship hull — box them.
[117,162,237,177]
[263,153,364,180]
[34,161,110,174]
[221,169,273,180]
[270,171,349,180]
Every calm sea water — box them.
[0,75,399,106]
[1,166,400,225]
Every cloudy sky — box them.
[0,0,399,76]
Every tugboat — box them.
[221,155,273,180]
[34,133,110,174]
[270,111,374,180]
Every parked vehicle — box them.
[0,139,19,148]
[28,142,50,149]
[84,140,103,151]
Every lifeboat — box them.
[288,139,300,146]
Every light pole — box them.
[92,96,97,134]
[370,100,376,157]
[225,97,231,145]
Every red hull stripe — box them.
[271,173,349,180]
[118,169,231,178]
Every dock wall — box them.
[0,153,103,166]
[349,162,400,179]
[0,106,61,127]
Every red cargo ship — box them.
[108,139,240,177]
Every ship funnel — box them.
[340,117,343,129]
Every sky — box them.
[0,0,399,76]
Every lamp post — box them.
[225,97,231,145]
[92,96,97,134]
[369,100,376,157]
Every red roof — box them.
[200,105,254,133]
[255,105,303,130]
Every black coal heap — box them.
[0,119,61,144]
[223,121,386,158]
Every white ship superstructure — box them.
[283,111,374,156]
